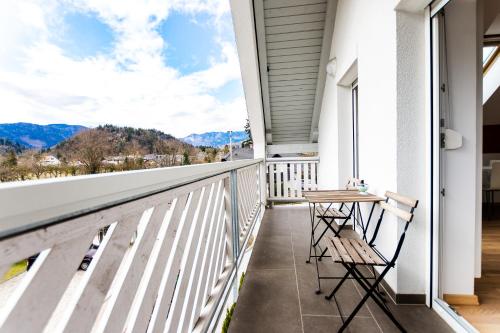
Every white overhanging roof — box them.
[231,0,337,148]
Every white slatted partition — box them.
[266,157,319,202]
[0,160,263,333]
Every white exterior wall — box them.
[318,0,428,295]
[395,10,427,295]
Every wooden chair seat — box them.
[316,205,348,219]
[326,236,386,266]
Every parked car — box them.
[27,243,99,271]
[79,244,98,271]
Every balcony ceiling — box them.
[254,0,336,145]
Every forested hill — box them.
[0,123,86,149]
[53,124,194,159]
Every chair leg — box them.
[307,204,315,264]
[318,247,329,261]
[307,224,313,264]
[338,267,406,333]
[325,266,353,300]
[350,268,406,332]
[351,266,389,310]
[312,239,322,294]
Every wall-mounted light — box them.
[326,58,337,77]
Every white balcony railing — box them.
[0,159,263,333]
[266,157,319,202]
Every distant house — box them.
[143,154,166,162]
[103,156,126,165]
[40,155,61,166]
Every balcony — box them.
[0,156,456,332]
[229,205,453,333]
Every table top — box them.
[303,190,385,204]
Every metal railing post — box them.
[229,170,240,301]
[230,170,240,259]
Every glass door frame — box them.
[428,2,479,331]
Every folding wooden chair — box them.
[306,178,362,265]
[325,191,418,333]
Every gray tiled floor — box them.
[229,205,453,333]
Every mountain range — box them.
[181,131,248,147]
[0,123,87,149]
[0,123,247,151]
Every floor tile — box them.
[302,314,381,333]
[247,235,293,270]
[229,269,302,333]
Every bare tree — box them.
[72,130,110,174]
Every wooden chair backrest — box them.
[378,191,418,223]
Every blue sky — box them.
[0,0,246,137]
[58,11,115,60]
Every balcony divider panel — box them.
[266,157,319,202]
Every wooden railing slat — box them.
[59,212,143,333]
[0,231,96,332]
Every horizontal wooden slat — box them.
[267,46,322,57]
[269,64,318,75]
[266,21,324,34]
[269,78,318,87]
[264,3,326,18]
[271,129,311,135]
[379,201,414,222]
[268,71,318,82]
[304,192,385,204]
[350,239,385,266]
[271,118,311,126]
[272,131,310,137]
[273,137,310,143]
[348,238,375,265]
[269,60,320,71]
[271,109,313,116]
[272,120,313,127]
[266,30,324,43]
[270,86,317,95]
[272,125,312,132]
[315,205,346,218]
[270,100,315,107]
[331,237,353,263]
[268,52,321,64]
[270,89,317,98]
[328,239,342,262]
[265,13,325,27]
[264,0,326,10]
[267,38,323,50]
[270,103,315,110]
[272,121,312,127]
[271,115,313,122]
[385,191,418,208]
[342,239,364,263]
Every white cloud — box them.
[0,0,247,137]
